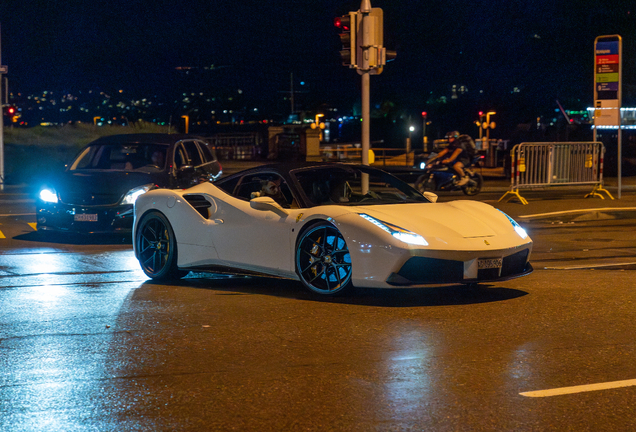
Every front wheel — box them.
[462,172,483,196]
[296,222,353,295]
[135,211,184,280]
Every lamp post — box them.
[311,114,325,141]
[407,125,415,166]
[485,111,496,143]
[485,111,496,167]
[421,111,428,152]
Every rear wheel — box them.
[462,172,483,196]
[296,222,353,295]
[136,211,184,280]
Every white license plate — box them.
[74,214,98,222]
[478,258,502,269]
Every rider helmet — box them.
[445,131,459,140]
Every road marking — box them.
[28,222,37,231]
[0,213,36,216]
[518,207,636,220]
[520,378,636,398]
[0,230,4,239]
[544,262,636,270]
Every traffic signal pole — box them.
[0,24,5,190]
[335,0,395,192]
[358,0,372,193]
[361,70,370,193]
[361,72,370,167]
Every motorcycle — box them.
[414,154,484,196]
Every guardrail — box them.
[499,142,614,205]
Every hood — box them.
[355,201,508,238]
[54,170,164,205]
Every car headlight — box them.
[419,161,426,170]
[498,210,528,239]
[39,187,58,204]
[358,213,428,246]
[122,184,153,205]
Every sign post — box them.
[594,35,622,198]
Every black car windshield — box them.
[293,166,430,206]
[69,143,167,172]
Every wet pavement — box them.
[2,162,636,430]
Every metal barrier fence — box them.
[499,142,614,205]
[208,133,261,160]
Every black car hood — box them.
[54,170,166,206]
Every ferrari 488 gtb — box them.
[133,163,532,295]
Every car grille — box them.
[60,192,121,206]
[394,256,464,284]
[387,248,531,285]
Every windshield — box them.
[293,166,430,206]
[69,143,167,172]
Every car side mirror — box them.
[250,196,289,216]
[423,191,438,203]
[178,165,195,174]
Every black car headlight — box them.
[122,184,153,205]
[39,187,58,204]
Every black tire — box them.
[462,172,483,196]
[135,211,183,280]
[415,174,436,194]
[296,222,353,295]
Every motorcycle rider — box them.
[428,131,470,186]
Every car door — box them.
[196,140,222,181]
[208,172,298,274]
[173,141,202,188]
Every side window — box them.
[174,145,187,169]
[183,141,203,166]
[215,176,240,195]
[198,141,217,163]
[234,174,293,208]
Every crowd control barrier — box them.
[499,142,614,205]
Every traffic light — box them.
[3,105,18,123]
[335,12,357,68]
[421,111,427,118]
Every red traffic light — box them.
[3,105,17,116]
[421,111,427,118]
[334,16,350,31]
[478,111,483,116]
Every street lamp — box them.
[310,114,326,141]
[406,125,415,165]
[485,111,496,143]
[421,111,428,152]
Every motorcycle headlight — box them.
[122,184,153,205]
[498,210,528,239]
[359,213,428,246]
[39,187,58,204]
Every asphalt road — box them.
[2,180,636,430]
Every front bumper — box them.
[386,248,533,286]
[36,201,135,234]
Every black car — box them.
[36,133,222,234]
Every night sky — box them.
[1,0,635,127]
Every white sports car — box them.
[133,163,533,295]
